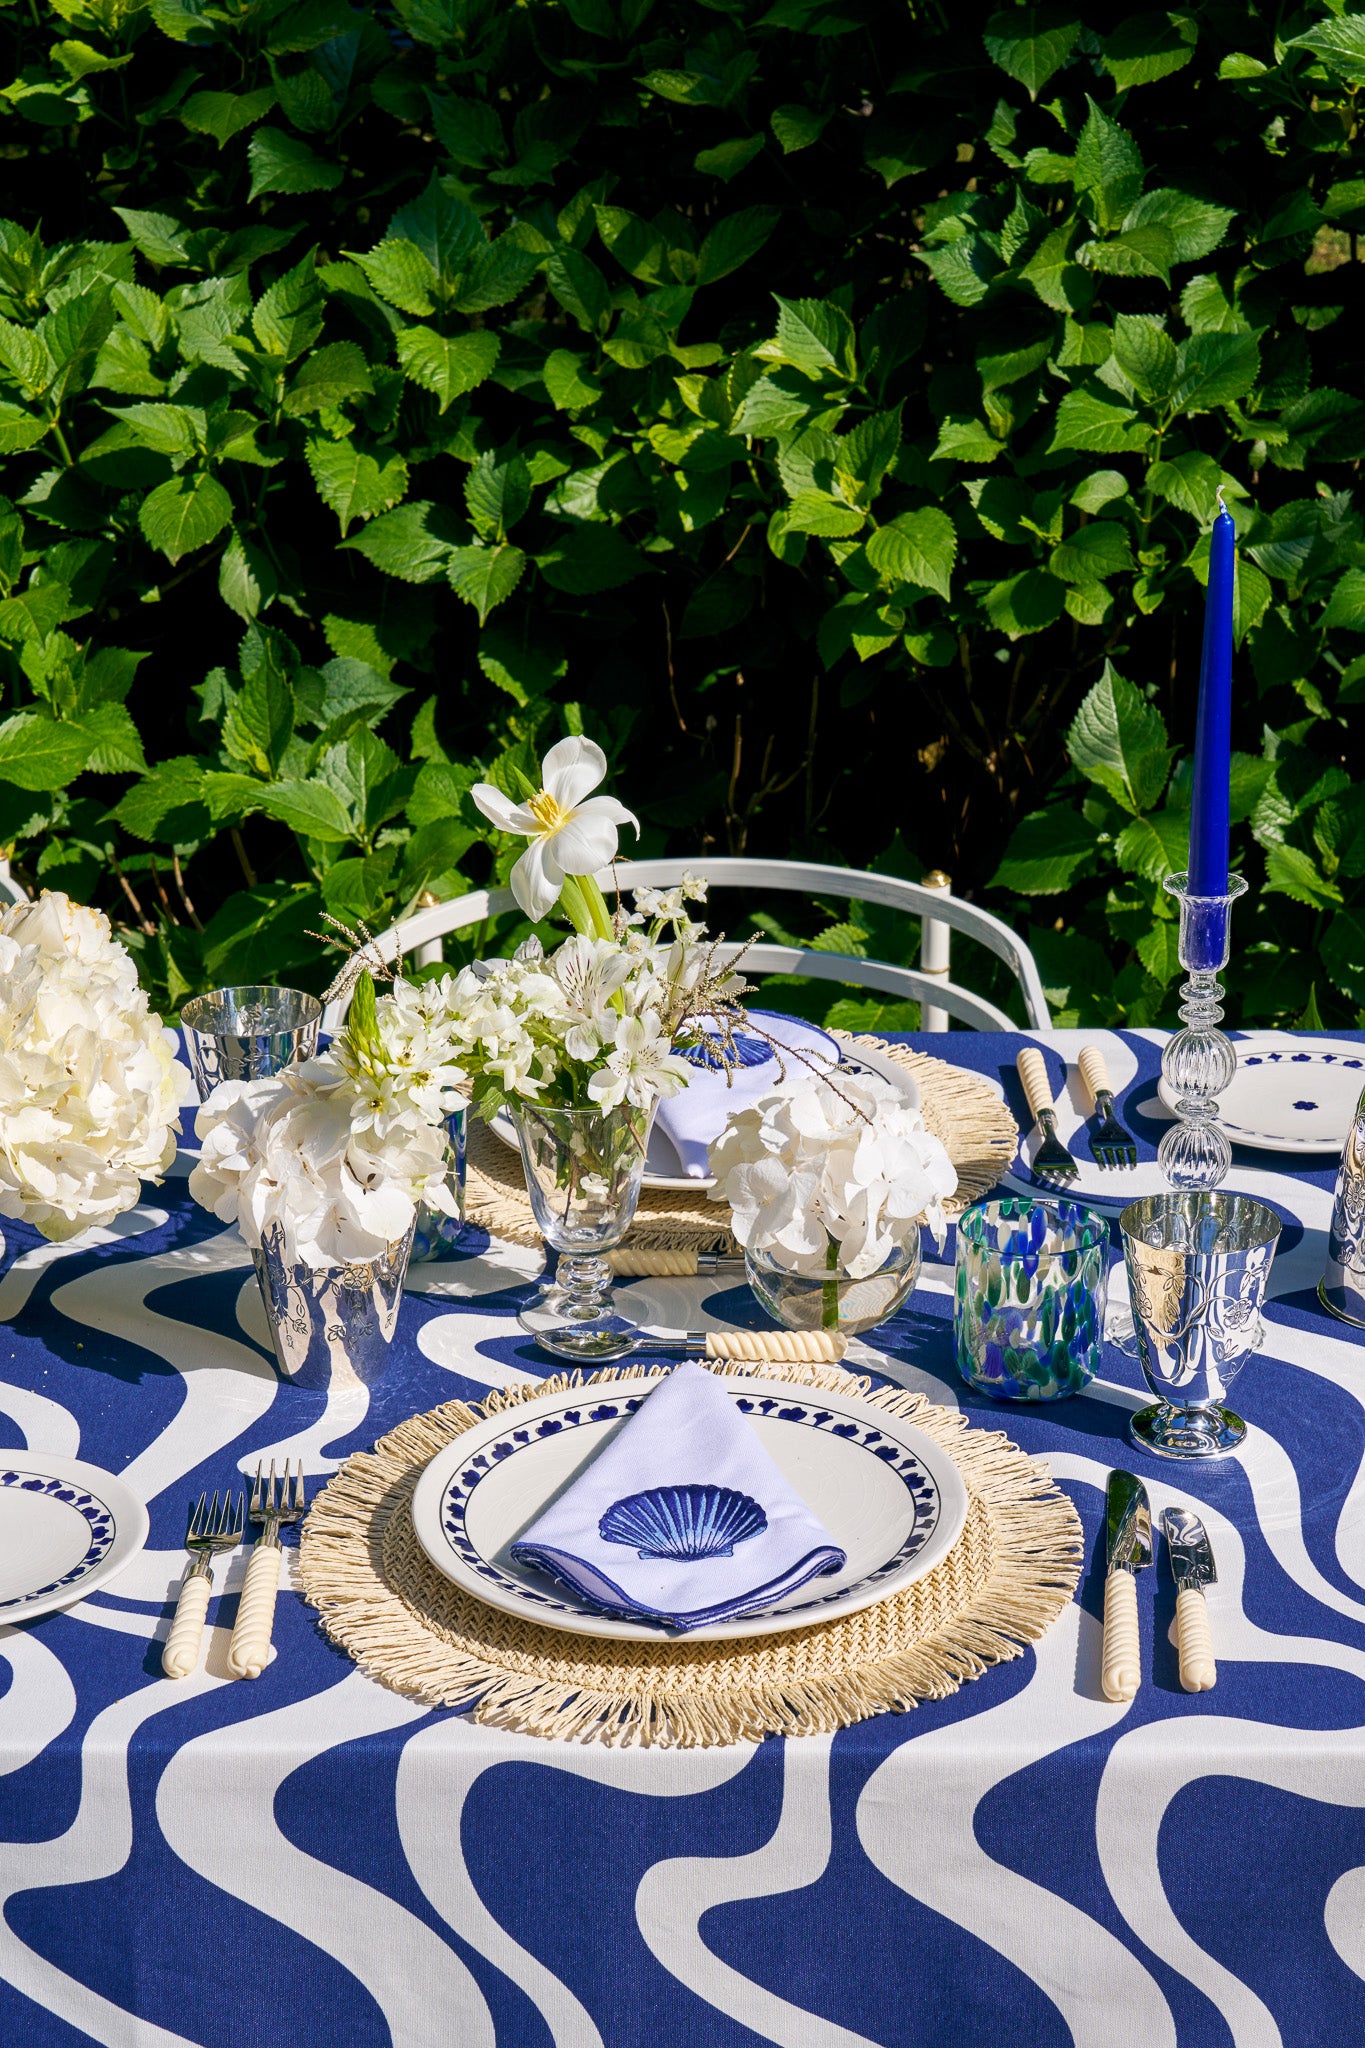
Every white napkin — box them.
[650,1010,840,1179]
[510,1362,847,1631]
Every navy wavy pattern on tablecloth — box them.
[1,1027,1364,2047]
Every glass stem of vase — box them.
[1157,869,1247,1193]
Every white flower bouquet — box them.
[0,893,181,1242]
[710,1067,958,1280]
[190,976,462,1270]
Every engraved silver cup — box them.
[1321,1080,1365,1328]
[1120,1191,1281,1458]
[181,984,322,1101]
[250,1222,414,1390]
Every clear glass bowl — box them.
[744,1236,922,1338]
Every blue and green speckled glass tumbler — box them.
[954,1198,1110,1401]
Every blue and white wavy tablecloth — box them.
[3,1027,1364,2048]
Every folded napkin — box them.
[510,1361,847,1631]
[651,1010,840,1179]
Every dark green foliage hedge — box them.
[0,0,1362,1025]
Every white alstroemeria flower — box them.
[551,934,633,1061]
[587,1010,690,1110]
[470,736,638,921]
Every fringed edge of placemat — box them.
[299,1359,1080,1747]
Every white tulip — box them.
[470,736,638,921]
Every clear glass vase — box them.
[744,1235,921,1337]
[511,1097,655,1354]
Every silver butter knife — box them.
[1163,1505,1217,1692]
[1102,1470,1151,1702]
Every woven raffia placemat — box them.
[298,1357,1081,1748]
[463,1033,1019,1252]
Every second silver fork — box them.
[1079,1045,1138,1169]
[227,1460,305,1680]
[1016,1047,1079,1183]
[163,1490,245,1679]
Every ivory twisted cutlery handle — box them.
[162,1488,243,1681]
[227,1544,282,1680]
[1176,1585,1217,1691]
[1078,1044,1111,1101]
[162,1573,212,1681]
[1016,1046,1055,1123]
[1101,1570,1141,1703]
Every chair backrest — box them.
[322,856,1050,1033]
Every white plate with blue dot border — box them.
[1158,1034,1365,1155]
[410,1374,969,1641]
[0,1452,149,1622]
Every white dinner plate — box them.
[0,1452,149,1622]
[1158,1034,1365,1154]
[410,1375,968,1642]
[485,1021,922,1193]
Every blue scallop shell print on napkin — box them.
[509,1362,847,1632]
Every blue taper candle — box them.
[1188,490,1235,898]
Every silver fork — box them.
[1016,1047,1079,1184]
[1079,1045,1137,1169]
[163,1489,245,1679]
[227,1460,305,1680]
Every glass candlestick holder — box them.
[1158,871,1248,1191]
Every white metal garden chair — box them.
[322,857,1051,1034]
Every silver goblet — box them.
[1321,1079,1365,1328]
[1120,1191,1281,1458]
[181,985,322,1102]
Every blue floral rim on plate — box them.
[0,1470,117,1609]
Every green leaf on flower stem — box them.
[1114,809,1188,882]
[1079,227,1173,285]
[1234,559,1272,646]
[1136,919,1182,985]
[180,86,278,146]
[390,176,483,295]
[251,253,324,360]
[340,500,461,582]
[395,326,499,410]
[1264,843,1342,910]
[1050,521,1133,583]
[1073,98,1145,231]
[696,206,779,285]
[447,543,526,623]
[316,730,412,836]
[350,240,437,318]
[218,532,277,621]
[756,297,857,381]
[407,759,479,830]
[1147,451,1229,524]
[1049,388,1151,454]
[783,492,864,537]
[1286,16,1365,85]
[138,473,233,563]
[1113,312,1176,402]
[1103,15,1195,91]
[543,248,610,333]
[542,349,601,412]
[981,568,1065,637]
[1126,189,1232,265]
[695,134,764,182]
[0,711,92,791]
[536,524,643,593]
[282,341,373,415]
[464,454,531,540]
[256,778,357,842]
[76,702,147,775]
[866,507,957,599]
[1320,569,1365,631]
[112,755,210,843]
[932,417,1003,464]
[1172,333,1260,414]
[305,439,409,533]
[984,9,1080,99]
[1323,909,1365,1005]
[991,805,1096,892]
[202,883,321,984]
[1068,662,1172,814]
[248,128,343,200]
[222,659,294,777]
[0,404,48,454]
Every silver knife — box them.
[1163,1505,1217,1692]
[1102,1470,1152,1703]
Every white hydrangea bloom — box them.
[0,892,182,1242]
[190,1055,456,1270]
[710,1068,957,1279]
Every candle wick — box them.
[1215,484,1228,517]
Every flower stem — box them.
[557,878,595,936]
[577,873,616,942]
[822,1235,841,1332]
